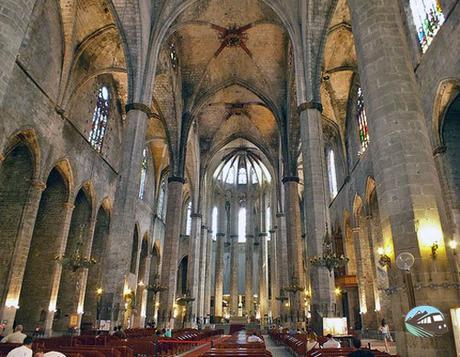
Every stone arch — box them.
[0,141,35,304]
[432,80,460,148]
[3,129,41,178]
[82,204,110,326]
[365,176,377,206]
[129,224,140,274]
[145,241,161,324]
[15,167,70,331]
[50,159,75,202]
[54,188,93,332]
[176,255,188,296]
[134,234,149,326]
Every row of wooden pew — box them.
[0,328,223,357]
[268,330,397,357]
[202,330,272,357]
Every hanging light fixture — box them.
[310,225,349,275]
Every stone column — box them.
[197,225,208,321]
[102,107,149,324]
[349,1,456,354]
[44,201,75,335]
[269,228,279,320]
[0,0,36,105]
[299,107,335,331]
[0,179,45,332]
[276,213,289,323]
[214,233,224,320]
[158,177,184,328]
[258,232,269,324]
[282,177,306,325]
[229,201,239,316]
[203,230,213,320]
[186,213,201,327]
[245,234,254,319]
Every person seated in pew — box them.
[1,325,27,344]
[348,338,375,356]
[247,332,263,343]
[306,332,319,352]
[34,351,66,357]
[322,334,341,348]
[113,326,127,339]
[6,336,33,357]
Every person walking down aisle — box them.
[378,319,392,353]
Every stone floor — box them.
[263,335,294,356]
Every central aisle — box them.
[263,335,294,357]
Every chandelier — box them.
[176,290,195,306]
[284,276,304,294]
[310,227,348,274]
[55,226,96,272]
[146,274,167,294]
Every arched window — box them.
[226,166,235,184]
[250,167,258,184]
[138,149,147,199]
[356,87,369,155]
[238,167,247,184]
[185,201,192,235]
[238,207,246,242]
[212,206,218,240]
[157,178,167,221]
[130,228,139,274]
[328,149,338,198]
[89,86,110,152]
[410,0,444,52]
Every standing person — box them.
[6,336,33,357]
[378,319,392,353]
[323,334,341,348]
[1,325,27,344]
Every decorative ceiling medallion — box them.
[210,23,253,58]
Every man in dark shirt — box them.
[348,338,375,357]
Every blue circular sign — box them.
[405,305,448,337]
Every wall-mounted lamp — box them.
[96,288,103,295]
[431,241,439,258]
[448,240,457,255]
[334,287,342,296]
[377,247,391,268]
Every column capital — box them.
[246,234,254,238]
[31,179,46,191]
[191,213,202,218]
[230,234,239,239]
[269,229,276,234]
[276,213,285,218]
[125,102,152,117]
[201,225,208,230]
[282,176,300,183]
[216,233,225,237]
[259,232,268,237]
[297,101,323,114]
[168,176,185,184]
[207,229,213,234]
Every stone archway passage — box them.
[82,205,110,327]
[54,189,92,332]
[145,246,160,324]
[0,143,34,304]
[16,168,68,331]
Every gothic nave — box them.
[0,0,459,356]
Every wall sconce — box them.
[431,241,439,258]
[334,287,341,296]
[377,247,391,268]
[448,240,457,255]
[96,288,103,295]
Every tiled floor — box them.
[264,335,294,357]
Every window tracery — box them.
[89,86,110,152]
[410,0,444,52]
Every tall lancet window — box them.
[138,149,147,199]
[266,206,271,240]
[238,167,247,184]
[238,207,246,242]
[328,149,338,199]
[410,0,444,52]
[356,87,369,155]
[212,206,218,240]
[157,178,167,221]
[185,201,192,235]
[89,86,110,152]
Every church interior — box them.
[0,0,459,356]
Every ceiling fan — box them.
[210,23,253,58]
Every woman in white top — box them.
[379,319,392,352]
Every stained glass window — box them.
[238,207,246,242]
[238,167,247,184]
[328,149,338,198]
[89,86,110,152]
[157,178,167,221]
[356,87,369,155]
[138,149,147,199]
[410,0,444,52]
[212,206,218,240]
[185,201,192,235]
